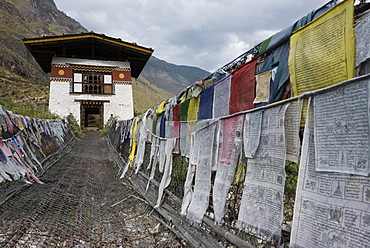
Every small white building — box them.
[24,33,153,129]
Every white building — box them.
[24,33,153,129]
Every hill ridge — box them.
[0,0,209,116]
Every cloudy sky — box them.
[53,0,351,72]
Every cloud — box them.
[54,0,335,72]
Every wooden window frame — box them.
[72,71,113,95]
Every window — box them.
[83,74,103,94]
[72,72,113,94]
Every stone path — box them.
[0,131,183,247]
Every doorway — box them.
[80,101,104,129]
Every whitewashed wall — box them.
[49,57,134,125]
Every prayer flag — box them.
[172,104,180,121]
[254,70,272,104]
[213,74,231,118]
[198,85,214,120]
[289,0,355,125]
[187,96,200,121]
[179,99,190,122]
[220,115,243,164]
[229,58,257,115]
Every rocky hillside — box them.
[0,0,87,112]
[0,0,210,116]
[1,0,87,78]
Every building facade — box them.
[49,57,133,128]
[24,33,153,129]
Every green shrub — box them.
[0,100,59,119]
[99,123,111,137]
[100,116,117,137]
[66,114,84,138]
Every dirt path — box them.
[0,131,181,247]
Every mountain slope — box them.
[1,0,87,81]
[142,56,210,95]
[0,0,209,116]
[132,76,174,115]
[0,0,88,112]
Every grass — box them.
[132,76,173,116]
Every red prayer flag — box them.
[229,58,257,114]
[172,104,180,121]
[220,115,242,163]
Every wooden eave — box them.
[23,32,153,78]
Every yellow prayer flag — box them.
[289,0,355,125]
[156,100,166,115]
[128,117,139,166]
[234,158,245,184]
[187,96,200,122]
[17,117,25,131]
